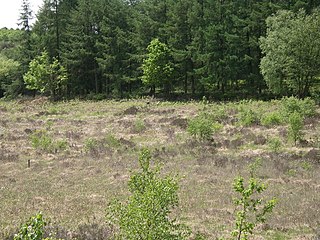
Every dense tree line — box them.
[0,0,320,100]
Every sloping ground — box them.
[0,98,319,239]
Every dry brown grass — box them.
[0,98,319,239]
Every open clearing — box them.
[0,98,319,239]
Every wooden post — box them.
[28,159,31,168]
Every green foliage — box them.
[30,130,53,152]
[95,0,135,97]
[281,96,316,118]
[133,118,146,133]
[287,169,297,177]
[211,107,228,122]
[14,212,46,240]
[107,148,191,240]
[55,139,68,152]
[104,133,121,148]
[268,137,282,153]
[0,28,22,59]
[86,92,107,101]
[248,158,263,178]
[194,232,207,240]
[0,55,20,95]
[231,177,277,240]
[288,111,304,145]
[84,138,100,155]
[30,130,68,153]
[260,10,320,97]
[300,161,312,171]
[84,134,122,156]
[142,39,174,95]
[187,113,223,141]
[261,112,283,126]
[237,108,259,127]
[23,51,67,98]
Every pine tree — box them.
[166,0,193,94]
[18,0,34,69]
[6,0,35,97]
[187,0,206,95]
[61,0,102,96]
[96,0,136,97]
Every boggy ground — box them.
[0,97,319,239]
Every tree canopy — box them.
[142,39,174,96]
[23,50,67,99]
[1,0,320,100]
[260,9,320,98]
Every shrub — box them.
[261,112,283,126]
[23,51,67,99]
[107,149,191,240]
[231,176,277,240]
[268,137,283,153]
[14,212,46,240]
[84,138,102,157]
[30,130,53,152]
[30,130,68,153]
[281,96,316,118]
[237,108,259,126]
[55,139,68,151]
[288,111,304,145]
[133,118,146,133]
[187,114,222,141]
[248,158,263,177]
[211,107,228,122]
[13,212,61,240]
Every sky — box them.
[0,0,43,29]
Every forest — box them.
[0,0,320,100]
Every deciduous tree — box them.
[23,50,67,99]
[260,10,320,97]
[142,38,174,96]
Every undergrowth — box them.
[14,150,277,240]
[30,130,68,153]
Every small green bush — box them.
[231,177,277,240]
[261,112,283,126]
[13,213,60,240]
[14,212,46,240]
[281,96,316,118]
[237,108,259,126]
[133,118,146,133]
[107,149,191,239]
[288,111,304,145]
[268,137,282,153]
[187,113,223,141]
[55,139,68,151]
[209,106,228,122]
[30,130,68,153]
[84,138,101,156]
[30,130,53,152]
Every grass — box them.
[0,97,319,239]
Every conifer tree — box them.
[61,0,101,96]
[6,0,35,97]
[96,0,136,97]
